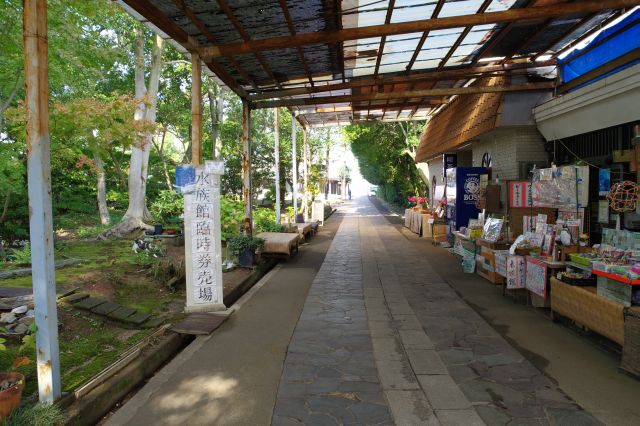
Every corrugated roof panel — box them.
[391,0,436,23]
[440,0,484,18]
[411,58,441,70]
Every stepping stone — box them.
[73,297,107,311]
[63,293,89,304]
[91,302,120,316]
[124,312,151,325]
[107,307,137,321]
[142,317,164,329]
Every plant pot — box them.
[0,372,24,419]
[154,224,163,235]
[164,229,176,235]
[238,248,256,267]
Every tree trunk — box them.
[101,30,164,237]
[302,128,310,216]
[0,190,11,224]
[94,150,110,225]
[108,148,128,190]
[0,71,23,134]
[153,129,173,191]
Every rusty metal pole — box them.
[23,0,61,403]
[292,114,298,214]
[274,108,281,224]
[191,52,202,165]
[242,100,253,234]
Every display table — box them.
[475,239,510,285]
[550,277,625,345]
[593,269,640,307]
[404,209,430,236]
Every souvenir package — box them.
[483,218,503,242]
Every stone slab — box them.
[124,312,152,326]
[62,293,89,304]
[376,358,420,391]
[418,375,472,410]
[91,302,121,316]
[73,297,107,311]
[436,409,486,426]
[108,306,137,321]
[406,350,448,375]
[142,317,164,329]
[385,390,440,426]
[399,329,435,350]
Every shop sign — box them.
[443,153,457,177]
[509,181,532,208]
[506,255,525,289]
[525,257,547,299]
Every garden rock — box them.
[13,324,28,335]
[25,309,35,318]
[18,316,34,326]
[0,313,17,324]
[11,305,27,315]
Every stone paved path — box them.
[273,198,601,425]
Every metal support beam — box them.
[191,52,202,165]
[199,0,636,58]
[23,0,61,404]
[292,113,298,213]
[242,100,252,234]
[253,81,555,108]
[274,108,281,224]
[248,60,555,101]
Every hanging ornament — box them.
[607,180,639,212]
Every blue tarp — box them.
[559,8,640,85]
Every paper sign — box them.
[506,255,525,289]
[205,160,225,175]
[599,168,611,196]
[525,257,547,299]
[509,181,532,208]
[599,200,610,223]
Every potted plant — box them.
[228,234,265,267]
[0,333,33,420]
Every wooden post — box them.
[292,113,298,213]
[191,52,202,165]
[274,108,281,224]
[303,126,309,218]
[23,0,61,404]
[242,100,252,233]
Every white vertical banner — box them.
[185,162,225,312]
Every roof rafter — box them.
[120,0,248,98]
[279,0,315,87]
[215,0,283,89]
[171,0,260,91]
[199,0,636,59]
[248,60,555,101]
[253,81,555,108]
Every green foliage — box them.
[4,403,65,426]
[344,122,427,206]
[9,244,31,266]
[150,190,183,224]
[227,234,265,256]
[220,197,244,240]
[253,208,284,233]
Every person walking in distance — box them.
[348,187,352,200]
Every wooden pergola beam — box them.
[253,81,554,108]
[248,60,555,101]
[406,0,446,73]
[121,0,248,98]
[279,0,314,87]
[171,0,260,92]
[215,0,282,89]
[200,0,636,59]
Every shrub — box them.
[150,190,184,224]
[227,234,265,256]
[253,208,284,233]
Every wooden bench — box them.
[295,223,314,241]
[257,232,300,260]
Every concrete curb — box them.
[63,332,193,426]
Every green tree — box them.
[344,122,427,205]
